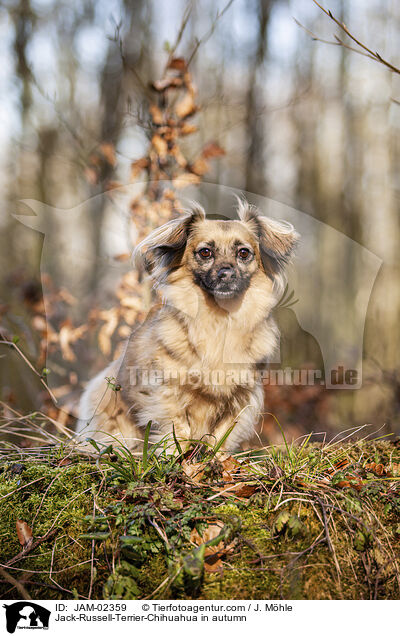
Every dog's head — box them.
[134,199,299,301]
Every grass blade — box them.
[142,421,152,471]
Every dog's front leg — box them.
[212,384,264,454]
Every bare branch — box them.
[187,0,235,67]
[296,1,400,76]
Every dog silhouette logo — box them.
[3,602,50,633]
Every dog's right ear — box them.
[133,202,205,283]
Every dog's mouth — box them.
[212,288,239,299]
[196,277,249,300]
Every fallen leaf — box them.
[57,457,73,466]
[221,455,241,482]
[181,460,205,483]
[190,521,235,573]
[365,462,389,477]
[231,483,257,498]
[336,480,351,489]
[221,456,241,471]
[325,459,350,476]
[204,558,223,573]
[16,520,33,549]
[191,522,224,556]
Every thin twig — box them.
[0,339,58,403]
[2,528,57,568]
[296,2,400,77]
[88,496,96,600]
[0,566,31,600]
[187,0,235,67]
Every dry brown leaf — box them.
[152,134,168,159]
[202,142,225,158]
[325,459,350,476]
[57,323,87,362]
[152,77,183,91]
[181,460,205,483]
[190,157,209,176]
[16,520,33,549]
[118,325,131,338]
[180,123,198,136]
[31,315,47,333]
[221,456,241,472]
[170,144,188,168]
[228,483,257,498]
[365,462,389,477]
[175,91,197,119]
[190,522,224,557]
[98,308,119,356]
[131,158,149,179]
[113,253,130,262]
[168,57,186,71]
[336,480,351,489]
[100,142,117,166]
[172,172,201,189]
[221,455,241,482]
[149,104,164,125]
[120,296,143,311]
[57,457,73,466]
[204,559,224,573]
[190,521,235,572]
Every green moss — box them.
[1,439,399,600]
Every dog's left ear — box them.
[237,199,299,277]
[133,202,205,284]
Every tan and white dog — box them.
[77,199,298,453]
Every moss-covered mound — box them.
[1,438,399,600]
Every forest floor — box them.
[1,421,400,601]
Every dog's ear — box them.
[237,199,299,278]
[133,202,205,283]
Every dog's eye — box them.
[198,247,213,259]
[238,248,251,260]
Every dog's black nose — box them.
[217,265,235,280]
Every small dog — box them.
[77,199,298,453]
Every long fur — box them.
[77,199,299,453]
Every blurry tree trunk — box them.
[339,2,362,243]
[87,0,149,294]
[245,0,271,195]
[12,0,34,125]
